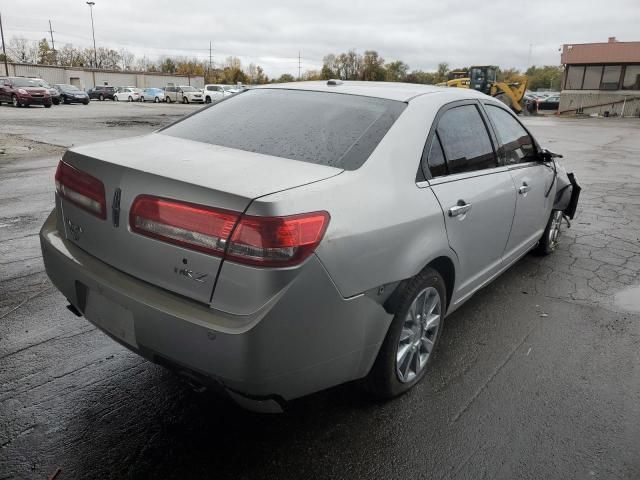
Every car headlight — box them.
[18,89,28,94]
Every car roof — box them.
[253,80,489,102]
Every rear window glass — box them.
[160,89,406,170]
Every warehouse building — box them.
[2,63,204,90]
[560,37,640,116]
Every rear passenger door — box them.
[483,102,554,263]
[422,101,517,303]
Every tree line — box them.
[1,37,563,90]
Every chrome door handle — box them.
[518,183,531,195]
[448,202,472,217]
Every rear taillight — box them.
[129,195,329,267]
[130,196,238,256]
[227,213,329,267]
[55,161,107,219]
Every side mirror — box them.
[539,148,563,162]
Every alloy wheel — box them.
[548,210,563,251]
[396,287,442,383]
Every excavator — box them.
[437,65,528,114]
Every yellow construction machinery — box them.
[437,65,528,113]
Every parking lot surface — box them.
[1,102,639,479]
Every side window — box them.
[436,104,497,174]
[485,105,536,164]
[422,134,447,178]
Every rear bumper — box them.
[40,209,391,404]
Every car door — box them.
[483,102,555,264]
[423,101,517,303]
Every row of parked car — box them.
[524,91,561,113]
[86,84,244,104]
[0,76,89,107]
[0,76,245,108]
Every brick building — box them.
[560,37,640,116]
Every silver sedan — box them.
[40,81,579,412]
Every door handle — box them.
[448,202,472,217]
[518,183,531,195]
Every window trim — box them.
[417,99,500,184]
[479,100,541,168]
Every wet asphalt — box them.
[1,102,639,479]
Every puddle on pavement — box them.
[614,286,640,313]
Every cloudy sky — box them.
[2,0,638,77]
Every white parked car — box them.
[114,87,142,102]
[202,84,238,104]
[164,85,204,104]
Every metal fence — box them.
[3,63,204,90]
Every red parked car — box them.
[0,76,52,108]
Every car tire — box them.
[83,100,89,105]
[166,96,172,103]
[535,210,563,256]
[45,104,52,108]
[114,95,119,102]
[140,96,145,102]
[12,95,20,107]
[182,97,189,104]
[53,99,60,105]
[154,97,160,103]
[205,96,211,104]
[128,96,133,102]
[99,94,104,101]
[365,267,446,399]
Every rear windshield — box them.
[160,89,406,170]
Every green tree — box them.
[385,60,409,82]
[277,73,295,83]
[525,65,563,91]
[37,38,55,64]
[160,57,177,73]
[435,62,449,83]
[360,50,386,81]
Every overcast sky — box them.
[2,0,638,77]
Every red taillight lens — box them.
[227,212,330,267]
[129,195,329,267]
[55,160,107,219]
[129,195,239,256]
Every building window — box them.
[622,65,640,90]
[583,66,603,89]
[600,65,622,90]
[565,65,584,89]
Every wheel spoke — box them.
[403,348,416,378]
[425,313,440,331]
[397,343,411,366]
[426,293,439,315]
[400,327,413,342]
[422,336,434,353]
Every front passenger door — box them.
[483,103,554,263]
[425,102,517,304]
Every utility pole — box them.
[298,51,301,80]
[86,2,97,68]
[0,12,8,76]
[209,41,212,82]
[48,20,56,65]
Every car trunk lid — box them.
[57,133,342,304]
